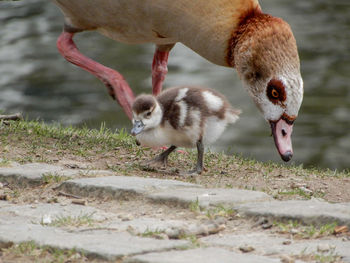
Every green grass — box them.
[1,241,86,263]
[0,120,135,161]
[189,199,235,220]
[43,213,96,227]
[314,250,340,263]
[189,198,201,213]
[141,228,166,238]
[178,234,202,248]
[8,241,37,255]
[274,220,337,239]
[206,205,236,219]
[42,172,71,184]
[2,119,349,174]
[278,188,313,199]
[0,157,11,167]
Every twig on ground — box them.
[72,199,87,205]
[58,191,82,199]
[0,113,23,121]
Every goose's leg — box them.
[149,145,177,167]
[152,44,175,95]
[56,29,135,119]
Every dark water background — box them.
[1,0,349,171]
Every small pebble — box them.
[69,253,81,260]
[317,244,330,252]
[282,240,292,245]
[165,228,180,239]
[0,194,9,201]
[334,225,348,234]
[239,245,255,253]
[154,233,169,240]
[280,254,295,263]
[121,214,134,221]
[42,214,52,225]
[0,182,3,188]
[290,228,299,234]
[192,225,209,236]
[207,223,225,235]
[262,223,273,229]
[253,217,268,227]
[0,241,13,250]
[118,214,134,221]
[299,186,313,195]
[213,217,227,225]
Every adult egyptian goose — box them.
[52,0,303,162]
[131,86,241,174]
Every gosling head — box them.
[131,94,162,136]
[233,11,303,162]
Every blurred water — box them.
[0,0,349,170]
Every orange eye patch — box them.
[271,88,279,98]
[266,79,286,104]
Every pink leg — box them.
[152,44,174,96]
[57,31,135,119]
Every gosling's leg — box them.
[194,140,204,174]
[147,145,177,167]
[181,140,204,176]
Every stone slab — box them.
[0,202,116,224]
[107,217,188,234]
[107,216,228,238]
[0,219,189,261]
[0,163,114,187]
[60,176,271,207]
[59,176,201,200]
[149,188,272,207]
[236,199,350,227]
[202,232,350,262]
[125,247,280,263]
[0,202,225,239]
[0,163,65,186]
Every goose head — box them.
[233,11,303,162]
[131,94,162,135]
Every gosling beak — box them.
[131,120,145,136]
[270,119,293,162]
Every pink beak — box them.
[270,119,294,162]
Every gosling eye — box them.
[145,111,152,118]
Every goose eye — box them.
[146,111,152,117]
[266,79,286,104]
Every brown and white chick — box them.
[131,86,241,174]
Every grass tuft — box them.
[274,220,337,239]
[42,213,96,227]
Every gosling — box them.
[131,86,241,174]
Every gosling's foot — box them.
[179,168,204,177]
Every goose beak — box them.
[131,120,145,136]
[270,119,293,162]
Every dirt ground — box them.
[1,133,350,203]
